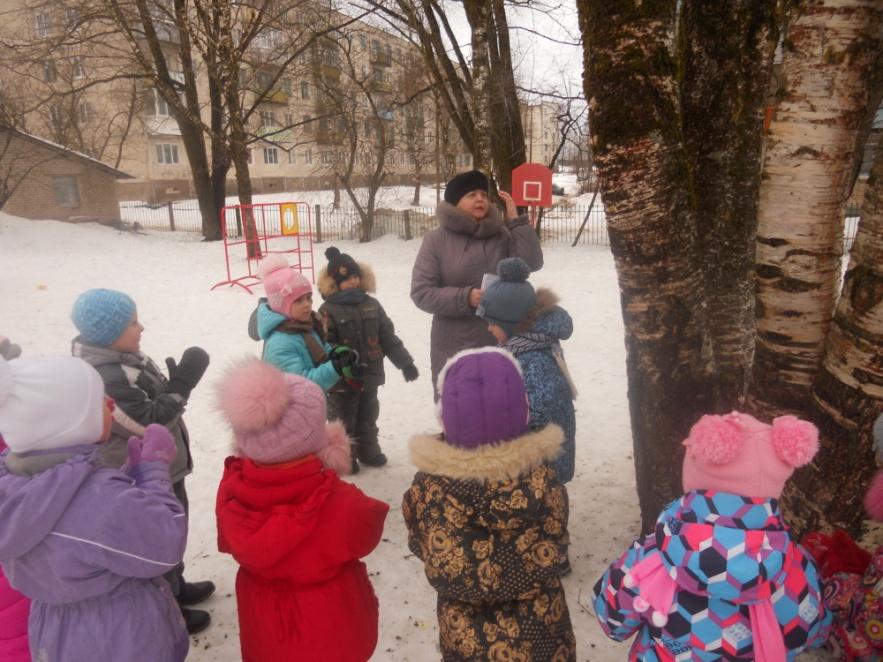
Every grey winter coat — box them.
[411,202,543,387]
[72,339,193,483]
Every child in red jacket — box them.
[215,357,389,662]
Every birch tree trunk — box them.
[680,1,778,409]
[750,0,883,419]
[789,134,883,535]
[463,1,492,173]
[580,0,713,530]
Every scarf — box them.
[276,313,328,367]
[326,288,367,305]
[504,333,578,399]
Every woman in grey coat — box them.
[410,170,544,389]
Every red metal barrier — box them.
[211,201,315,294]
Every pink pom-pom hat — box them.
[216,357,351,472]
[682,411,818,499]
[257,254,312,316]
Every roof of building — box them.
[0,127,133,179]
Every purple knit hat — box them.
[436,347,529,448]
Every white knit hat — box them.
[0,356,106,453]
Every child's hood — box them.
[317,263,376,299]
[653,491,793,605]
[256,301,288,339]
[0,451,95,560]
[516,288,573,340]
[217,456,344,578]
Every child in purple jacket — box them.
[0,355,188,662]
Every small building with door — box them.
[0,127,131,223]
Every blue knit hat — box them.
[477,258,537,337]
[72,289,136,347]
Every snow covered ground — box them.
[0,212,830,661]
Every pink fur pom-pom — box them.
[316,420,352,475]
[865,471,883,521]
[771,415,818,467]
[216,357,290,433]
[256,254,290,281]
[683,415,743,465]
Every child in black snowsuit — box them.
[318,247,419,473]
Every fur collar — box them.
[409,424,564,482]
[436,201,504,238]
[515,287,559,334]
[318,263,376,298]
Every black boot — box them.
[360,452,387,468]
[182,607,211,635]
[177,580,216,606]
[351,457,361,474]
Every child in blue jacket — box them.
[254,255,361,391]
[477,257,577,482]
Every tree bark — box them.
[750,0,883,419]
[580,0,713,531]
[788,133,883,535]
[679,1,779,410]
[462,1,492,173]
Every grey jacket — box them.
[410,201,543,387]
[72,339,193,483]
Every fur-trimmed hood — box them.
[317,262,376,299]
[515,287,572,339]
[436,200,505,238]
[409,424,564,482]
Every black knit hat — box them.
[444,170,489,205]
[325,246,361,285]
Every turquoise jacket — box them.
[256,303,340,392]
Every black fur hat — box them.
[325,246,361,285]
[444,170,489,205]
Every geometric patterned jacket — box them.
[593,490,831,661]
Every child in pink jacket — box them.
[0,336,29,662]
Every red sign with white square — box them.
[511,162,553,207]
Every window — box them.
[304,149,312,164]
[321,151,333,164]
[49,104,63,129]
[281,77,292,94]
[259,110,276,127]
[150,90,171,116]
[71,56,86,79]
[77,102,93,124]
[359,35,366,49]
[263,147,278,164]
[155,143,179,164]
[303,114,312,133]
[35,13,51,38]
[288,149,297,164]
[300,80,310,99]
[43,59,57,83]
[246,148,252,165]
[52,176,79,206]
[65,8,80,28]
[285,112,294,127]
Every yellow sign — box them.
[280,203,299,235]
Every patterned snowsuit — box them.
[594,490,831,660]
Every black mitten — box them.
[401,363,419,382]
[166,346,210,399]
[329,346,359,376]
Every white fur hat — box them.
[0,356,106,453]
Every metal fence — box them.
[119,199,861,250]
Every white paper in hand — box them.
[480,273,499,291]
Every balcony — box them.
[263,88,289,104]
[369,49,391,67]
[312,61,341,84]
[369,78,392,94]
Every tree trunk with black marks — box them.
[580,0,713,531]
[750,0,883,420]
[462,1,492,173]
[679,1,779,410]
[790,134,883,535]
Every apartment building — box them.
[0,1,458,204]
[521,100,561,167]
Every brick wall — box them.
[1,133,123,223]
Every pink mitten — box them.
[140,424,177,465]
